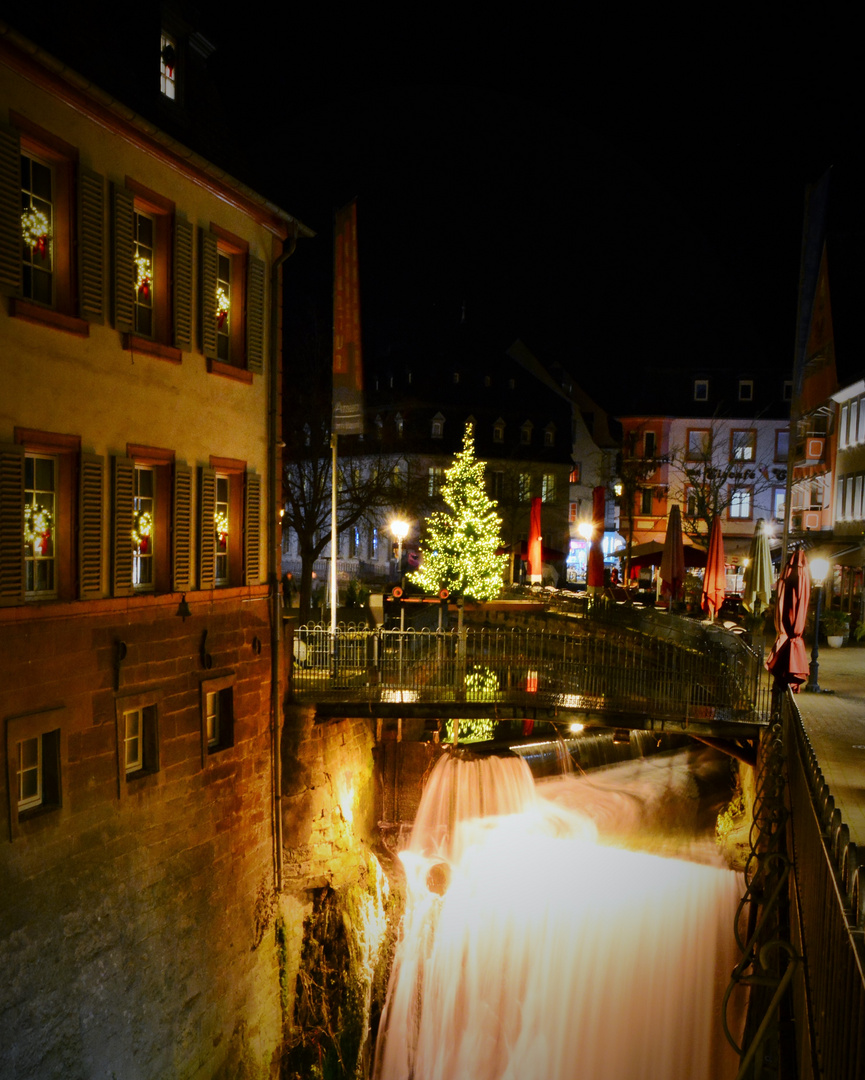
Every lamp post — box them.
[807,555,830,693]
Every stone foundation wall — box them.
[0,592,283,1080]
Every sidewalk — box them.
[790,642,865,847]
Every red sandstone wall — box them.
[0,593,283,1079]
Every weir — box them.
[371,747,749,1080]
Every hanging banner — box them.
[333,200,364,435]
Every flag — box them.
[333,201,364,435]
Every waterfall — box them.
[373,750,746,1080]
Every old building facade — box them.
[0,20,306,1078]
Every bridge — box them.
[288,594,770,743]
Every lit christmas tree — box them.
[410,423,508,601]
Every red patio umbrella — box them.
[528,497,543,583]
[587,485,605,592]
[701,516,726,620]
[659,504,686,600]
[766,549,811,691]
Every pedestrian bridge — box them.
[288,597,770,742]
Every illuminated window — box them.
[729,487,753,520]
[124,708,143,774]
[368,527,379,560]
[428,467,444,496]
[160,32,177,100]
[24,453,56,597]
[519,473,531,502]
[215,474,229,585]
[542,474,556,503]
[20,151,54,305]
[773,488,786,521]
[133,210,154,336]
[115,696,160,789]
[132,465,155,590]
[216,251,232,362]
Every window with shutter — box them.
[172,462,192,592]
[202,225,263,382]
[0,116,90,336]
[115,179,187,362]
[198,467,216,590]
[79,453,104,599]
[245,471,262,586]
[6,430,81,604]
[207,457,245,587]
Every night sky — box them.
[9,6,865,405]
[218,12,865,407]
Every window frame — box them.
[738,379,754,402]
[114,690,162,798]
[686,428,712,461]
[693,379,709,402]
[542,474,556,504]
[728,486,754,521]
[772,487,786,522]
[639,487,653,516]
[775,429,790,463]
[493,420,505,443]
[202,224,264,382]
[519,473,532,502]
[208,457,246,588]
[644,431,657,459]
[199,673,236,765]
[5,707,67,840]
[730,429,756,463]
[128,445,174,595]
[7,113,91,336]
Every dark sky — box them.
[14,5,865,403]
[220,12,865,405]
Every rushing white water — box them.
[373,751,745,1080]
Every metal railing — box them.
[785,693,865,1079]
[290,603,767,725]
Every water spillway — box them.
[373,751,746,1080]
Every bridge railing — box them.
[290,610,765,723]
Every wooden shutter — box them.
[200,230,218,359]
[173,217,193,350]
[79,453,104,599]
[0,443,25,605]
[198,466,216,589]
[112,456,134,597]
[173,462,192,591]
[246,254,265,374]
[78,168,105,323]
[244,470,262,586]
[0,123,21,293]
[112,185,134,332]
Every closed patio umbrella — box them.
[742,519,774,616]
[766,549,811,691]
[528,497,542,583]
[701,516,726,620]
[586,485,605,594]
[659,504,686,601]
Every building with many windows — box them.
[616,370,791,572]
[0,18,310,1077]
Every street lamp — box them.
[807,555,830,693]
[391,518,409,584]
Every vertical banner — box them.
[333,201,364,435]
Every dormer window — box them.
[484,375,492,387]
[694,379,709,402]
[521,421,533,445]
[544,424,555,448]
[739,379,754,402]
[783,380,793,401]
[431,412,445,439]
[160,32,177,100]
[407,371,412,384]
[453,372,460,384]
[395,413,404,438]
[493,419,505,443]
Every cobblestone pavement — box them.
[788,642,865,846]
